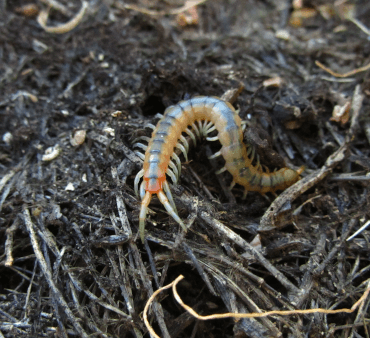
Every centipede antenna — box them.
[163,181,177,214]
[139,191,152,242]
[132,136,151,144]
[176,142,188,162]
[168,160,179,179]
[229,180,236,191]
[191,122,201,138]
[206,135,219,142]
[166,168,178,184]
[208,150,222,160]
[185,128,197,146]
[171,152,182,176]
[242,189,248,200]
[157,190,187,232]
[134,151,145,161]
[133,143,148,151]
[134,169,144,197]
[144,123,156,130]
[179,134,189,153]
[215,166,227,175]
[140,181,146,200]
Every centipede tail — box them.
[134,96,304,241]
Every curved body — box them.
[134,96,303,241]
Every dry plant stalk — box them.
[123,0,208,16]
[315,60,370,78]
[37,1,88,34]
[144,275,370,338]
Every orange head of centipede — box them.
[143,170,166,194]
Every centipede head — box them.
[144,170,166,194]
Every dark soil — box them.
[1,1,370,337]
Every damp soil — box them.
[0,1,370,337]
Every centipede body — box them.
[134,96,304,241]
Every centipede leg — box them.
[172,152,182,177]
[208,150,222,160]
[163,181,177,214]
[157,190,187,232]
[134,169,144,197]
[191,122,201,139]
[197,120,204,135]
[205,120,214,130]
[199,120,210,136]
[179,135,189,153]
[176,142,188,162]
[139,191,152,242]
[229,180,236,191]
[133,143,148,151]
[242,190,248,200]
[144,123,156,130]
[256,154,262,172]
[205,123,216,135]
[206,135,219,142]
[250,147,255,162]
[215,166,227,175]
[135,151,145,161]
[185,128,197,146]
[297,166,305,175]
[132,136,151,144]
[167,167,178,184]
[263,165,270,173]
[168,160,179,179]
[140,181,146,200]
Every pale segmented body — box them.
[134,96,303,241]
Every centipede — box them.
[133,96,304,241]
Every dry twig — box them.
[22,207,89,338]
[143,275,370,338]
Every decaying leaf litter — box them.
[0,0,370,337]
